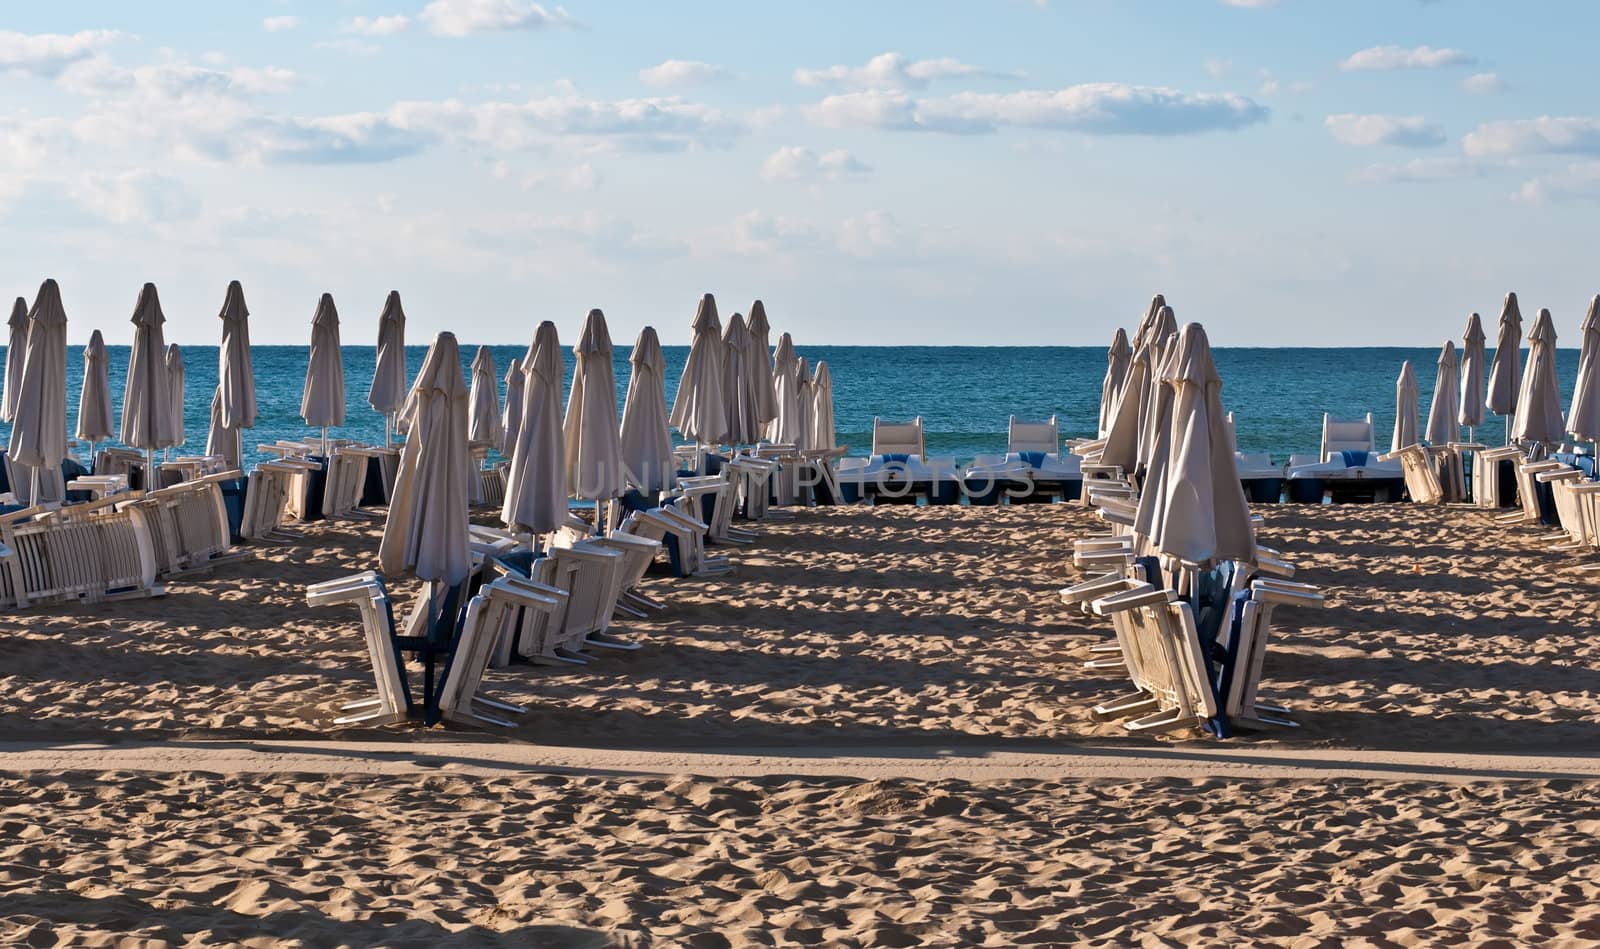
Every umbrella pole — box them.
[29,467,39,506]
[146,449,155,490]
[88,441,97,475]
[322,426,329,458]
[385,413,393,449]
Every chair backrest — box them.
[1007,416,1059,455]
[1225,412,1239,454]
[872,417,925,460]
[1321,413,1375,461]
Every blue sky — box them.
[0,0,1595,348]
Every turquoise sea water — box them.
[0,344,1585,469]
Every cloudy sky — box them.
[0,0,1594,347]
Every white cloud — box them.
[1463,117,1600,157]
[639,60,729,87]
[1339,45,1476,72]
[836,209,902,257]
[60,59,299,98]
[1203,58,1233,79]
[418,0,578,37]
[513,162,602,191]
[316,39,382,57]
[1460,72,1505,95]
[72,170,200,223]
[760,146,871,182]
[1515,162,1600,203]
[262,16,299,33]
[794,52,1019,90]
[805,83,1269,136]
[1325,113,1445,147]
[1221,0,1278,7]
[345,15,412,36]
[0,30,125,78]
[1349,158,1485,184]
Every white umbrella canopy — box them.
[204,385,237,468]
[1458,313,1487,432]
[1485,292,1523,439]
[1133,322,1253,567]
[564,308,626,501]
[165,342,185,448]
[795,356,814,452]
[501,353,526,452]
[9,280,69,495]
[619,325,676,493]
[75,329,114,445]
[165,343,185,450]
[1136,305,1180,471]
[502,321,568,535]
[3,297,28,423]
[379,331,472,586]
[1513,308,1565,446]
[121,283,177,453]
[301,293,346,449]
[1425,341,1460,446]
[467,345,503,449]
[214,281,256,467]
[808,359,837,452]
[1099,327,1132,438]
[720,312,761,446]
[768,332,803,445]
[369,291,408,445]
[745,300,779,427]
[669,293,726,446]
[1567,295,1600,443]
[1393,360,1420,452]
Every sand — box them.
[1,501,1598,944]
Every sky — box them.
[0,0,1597,348]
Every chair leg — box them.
[1093,691,1158,719]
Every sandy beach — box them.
[2,502,1598,944]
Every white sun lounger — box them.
[1088,583,1218,734]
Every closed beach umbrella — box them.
[1099,328,1132,438]
[1513,308,1565,446]
[1137,306,1179,471]
[1458,313,1487,434]
[619,326,676,493]
[9,280,68,499]
[795,357,814,453]
[369,290,407,445]
[467,345,503,449]
[745,300,779,428]
[808,360,836,452]
[3,297,28,423]
[1425,341,1459,446]
[215,281,256,468]
[502,321,567,535]
[379,331,471,586]
[502,354,526,452]
[564,309,625,501]
[1485,292,1523,442]
[1393,361,1419,452]
[301,293,345,452]
[1134,322,1253,566]
[769,332,803,445]
[75,330,114,451]
[205,386,232,467]
[721,312,760,446]
[1567,296,1600,444]
[1101,333,1152,472]
[121,283,177,456]
[165,344,185,451]
[669,293,726,446]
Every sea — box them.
[0,344,1586,469]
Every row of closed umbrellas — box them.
[1394,293,1600,452]
[1,280,838,488]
